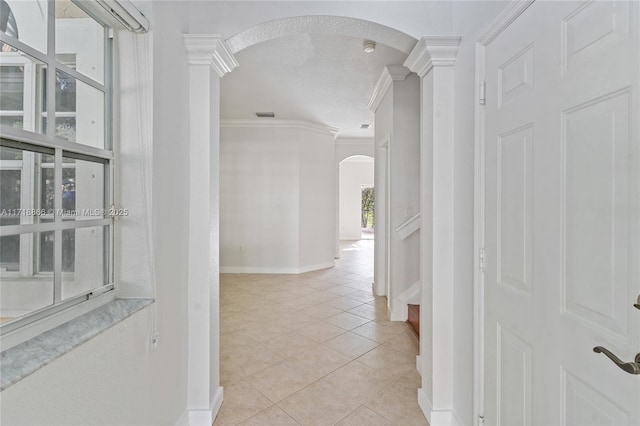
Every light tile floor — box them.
[215,240,427,426]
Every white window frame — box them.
[0,0,117,349]
[1,54,40,278]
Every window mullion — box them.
[53,147,62,303]
[105,30,113,152]
[54,61,106,93]
[105,29,114,286]
[0,33,49,65]
[46,0,56,138]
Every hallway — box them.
[216,240,426,425]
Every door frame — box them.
[472,2,536,424]
[374,134,391,297]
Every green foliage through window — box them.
[361,186,374,229]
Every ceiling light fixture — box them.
[363,40,376,53]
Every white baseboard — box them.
[389,302,407,321]
[176,411,189,426]
[429,410,459,426]
[176,387,224,426]
[297,261,335,274]
[418,388,433,423]
[390,280,421,321]
[220,261,334,274]
[211,387,224,423]
[373,280,386,297]
[418,388,462,426]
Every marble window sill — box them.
[0,298,154,391]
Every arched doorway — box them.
[338,155,375,240]
[182,13,462,424]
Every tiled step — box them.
[407,304,420,338]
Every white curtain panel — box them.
[115,30,156,301]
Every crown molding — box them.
[404,36,461,78]
[367,65,412,112]
[182,35,239,77]
[220,119,340,137]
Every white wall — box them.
[335,138,374,162]
[298,131,336,270]
[220,122,335,273]
[373,71,420,318]
[388,74,421,317]
[339,156,374,240]
[0,2,191,425]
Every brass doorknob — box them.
[593,346,640,375]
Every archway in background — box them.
[338,155,374,241]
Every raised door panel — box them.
[562,370,630,426]
[562,89,631,337]
[497,325,533,426]
[498,125,533,297]
[562,0,631,73]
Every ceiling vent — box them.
[256,112,275,118]
[360,124,371,129]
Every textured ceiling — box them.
[220,33,409,138]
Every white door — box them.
[482,1,640,424]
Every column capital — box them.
[404,36,461,78]
[183,34,239,77]
[367,65,411,112]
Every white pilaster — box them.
[405,36,461,426]
[182,34,238,426]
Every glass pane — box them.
[38,225,54,271]
[59,155,105,220]
[0,169,20,211]
[0,164,21,268]
[55,0,104,83]
[0,231,54,324]
[0,65,23,110]
[61,225,106,300]
[39,163,54,213]
[0,144,21,160]
[55,69,75,112]
[0,115,23,128]
[0,48,46,134]
[54,69,104,147]
[0,233,19,271]
[55,116,75,141]
[1,1,48,54]
[1,146,54,225]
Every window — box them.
[0,0,114,340]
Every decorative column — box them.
[182,35,238,426]
[404,36,461,426]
